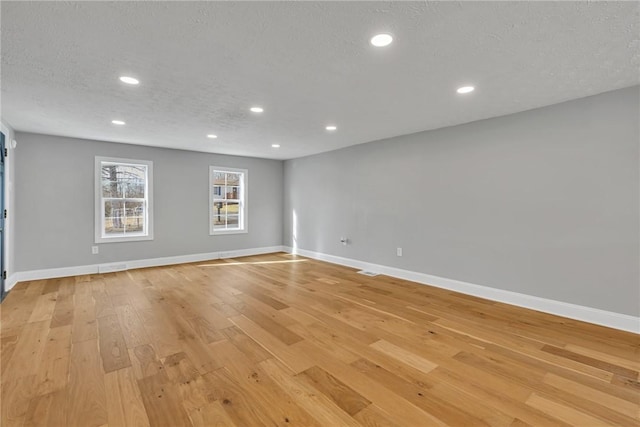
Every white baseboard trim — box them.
[283,246,639,334]
[5,273,19,292]
[6,245,286,292]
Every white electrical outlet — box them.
[92,246,99,255]
[397,247,403,256]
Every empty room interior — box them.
[1,1,639,426]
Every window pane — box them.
[213,222,226,230]
[119,164,146,180]
[212,201,239,215]
[212,202,226,226]
[102,174,123,198]
[223,201,239,214]
[124,201,145,233]
[213,186,222,196]
[213,172,225,186]
[102,164,146,198]
[124,179,145,199]
[226,173,240,186]
[225,186,239,200]
[226,215,239,227]
[104,200,124,235]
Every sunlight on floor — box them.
[197,259,308,267]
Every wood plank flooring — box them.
[1,252,638,426]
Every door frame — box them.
[0,132,5,300]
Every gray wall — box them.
[14,133,283,271]
[284,86,640,316]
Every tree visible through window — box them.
[210,166,247,234]
[95,157,153,243]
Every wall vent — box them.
[98,263,128,274]
[357,270,379,277]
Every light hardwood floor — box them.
[1,252,638,426]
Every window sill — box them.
[210,229,248,236]
[95,234,154,244]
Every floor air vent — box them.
[357,270,380,277]
[98,263,128,273]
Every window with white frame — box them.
[210,166,247,234]
[95,157,153,243]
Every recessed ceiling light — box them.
[370,33,393,47]
[119,76,139,85]
[271,144,280,148]
[250,107,264,113]
[111,120,126,125]
[456,86,475,94]
[325,125,337,131]
[207,134,218,139]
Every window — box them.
[210,166,247,235]
[95,157,153,243]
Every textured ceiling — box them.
[1,1,638,160]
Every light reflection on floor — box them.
[197,259,308,267]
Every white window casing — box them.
[95,156,154,243]
[210,166,247,235]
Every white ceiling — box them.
[1,1,638,160]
